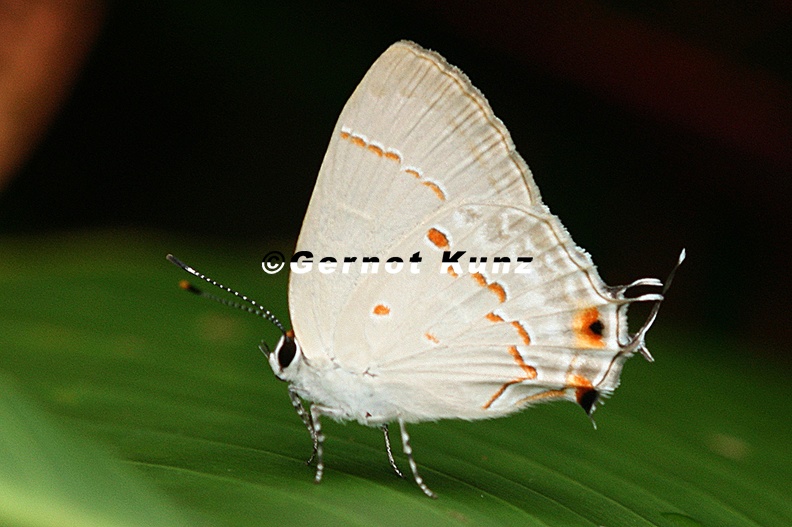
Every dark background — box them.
[1,1,790,356]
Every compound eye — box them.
[276,336,297,369]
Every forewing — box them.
[290,41,540,362]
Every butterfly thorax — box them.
[271,332,409,426]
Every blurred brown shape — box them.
[0,0,104,192]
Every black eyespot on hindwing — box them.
[577,388,600,416]
[588,319,604,337]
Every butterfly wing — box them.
[289,41,660,421]
[333,202,641,421]
[291,41,540,361]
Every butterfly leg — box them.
[288,386,317,465]
[397,418,437,498]
[308,404,337,484]
[304,404,346,484]
[381,425,405,478]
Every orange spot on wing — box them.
[340,131,350,139]
[427,228,449,249]
[422,181,446,200]
[470,273,507,302]
[404,168,421,178]
[367,144,383,156]
[384,151,401,162]
[511,321,531,345]
[483,346,537,409]
[351,136,366,148]
[567,374,593,388]
[372,304,390,316]
[488,282,507,303]
[483,384,510,409]
[447,267,458,278]
[574,307,605,348]
[424,332,439,343]
[508,346,537,378]
[566,373,594,404]
[485,312,504,323]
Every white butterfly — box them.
[169,40,683,498]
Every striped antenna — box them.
[166,254,286,335]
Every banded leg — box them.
[381,425,405,478]
[309,404,329,483]
[305,404,346,484]
[288,387,317,465]
[398,418,437,498]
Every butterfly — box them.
[169,40,683,498]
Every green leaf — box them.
[0,231,789,526]
[0,374,191,527]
